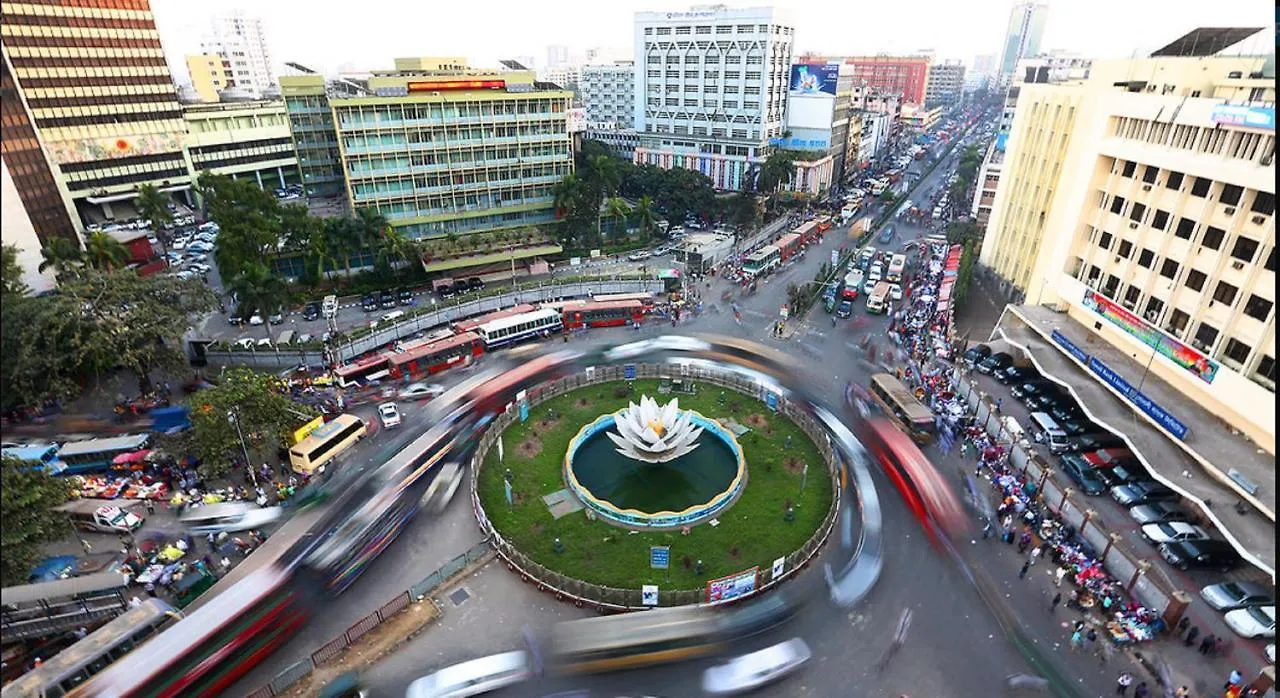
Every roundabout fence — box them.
[470,362,842,611]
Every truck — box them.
[55,500,145,534]
[866,282,892,315]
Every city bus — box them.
[452,304,536,334]
[387,331,483,380]
[1,571,133,643]
[332,353,392,390]
[0,443,65,475]
[868,373,935,444]
[561,299,647,330]
[550,606,722,674]
[857,417,970,546]
[69,566,308,698]
[287,413,367,475]
[474,307,563,349]
[866,281,891,314]
[589,292,655,306]
[1,599,181,698]
[55,434,151,475]
[815,215,833,232]
[741,245,780,278]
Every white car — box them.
[1223,605,1275,639]
[863,279,878,295]
[1140,521,1211,545]
[399,382,445,401]
[406,650,531,698]
[378,402,402,428]
[628,250,652,262]
[255,337,272,348]
[249,313,264,326]
[889,283,903,300]
[233,337,255,350]
[702,637,811,696]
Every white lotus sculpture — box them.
[606,395,704,464]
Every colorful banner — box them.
[706,567,759,604]
[46,133,184,165]
[789,64,839,96]
[1210,105,1275,131]
[1081,289,1218,384]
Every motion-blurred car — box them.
[1141,522,1211,545]
[1223,605,1275,639]
[1200,582,1274,611]
[399,382,445,401]
[702,638,811,696]
[377,402,401,428]
[716,592,801,639]
[405,650,531,698]
[1129,501,1192,526]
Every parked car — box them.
[1129,501,1192,526]
[297,333,313,344]
[1200,582,1275,611]
[1055,416,1095,437]
[377,402,401,428]
[438,283,455,299]
[302,302,321,321]
[255,337,272,348]
[379,310,406,325]
[1159,539,1242,572]
[1048,402,1084,423]
[702,638,811,696]
[1060,459,1109,495]
[249,311,264,326]
[1141,521,1211,545]
[1223,605,1275,639]
[398,287,414,306]
[467,277,485,291]
[1012,380,1059,404]
[628,250,652,262]
[380,290,396,309]
[1064,431,1126,453]
[996,365,1038,385]
[268,312,284,325]
[1111,481,1178,507]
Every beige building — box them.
[980,53,1275,449]
[186,53,235,103]
[183,101,298,189]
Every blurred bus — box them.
[859,418,969,545]
[551,606,721,674]
[452,305,536,334]
[288,414,367,475]
[0,443,65,475]
[1,571,133,644]
[1,599,181,698]
[474,308,562,349]
[387,332,483,381]
[561,300,647,330]
[590,292,654,305]
[868,373,935,444]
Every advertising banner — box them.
[46,133,184,166]
[1210,105,1275,131]
[641,584,659,606]
[772,556,786,581]
[1081,289,1218,384]
[650,546,670,569]
[1050,329,1091,365]
[291,416,326,445]
[789,64,839,96]
[706,567,759,604]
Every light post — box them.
[228,407,257,488]
[1137,335,1164,393]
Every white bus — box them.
[742,245,781,278]
[288,414,367,475]
[475,307,563,349]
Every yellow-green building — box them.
[183,101,298,188]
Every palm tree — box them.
[604,196,632,239]
[584,155,620,196]
[632,195,658,240]
[39,236,84,276]
[552,173,583,218]
[227,263,287,338]
[759,152,795,209]
[303,225,336,284]
[83,231,130,271]
[324,218,362,280]
[134,184,174,263]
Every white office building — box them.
[201,10,275,98]
[631,5,795,191]
[582,61,636,128]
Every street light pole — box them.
[1137,335,1163,393]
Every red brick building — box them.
[811,55,931,106]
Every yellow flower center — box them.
[647,419,666,437]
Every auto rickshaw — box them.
[318,672,366,698]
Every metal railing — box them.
[470,362,841,611]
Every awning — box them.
[112,449,153,466]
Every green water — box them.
[570,429,739,513]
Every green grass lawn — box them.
[477,379,835,590]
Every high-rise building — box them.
[201,10,275,98]
[999,54,1092,134]
[632,5,794,191]
[186,53,235,103]
[925,60,966,108]
[979,50,1275,447]
[0,0,191,239]
[0,159,57,294]
[998,1,1049,80]
[810,54,930,106]
[781,61,855,187]
[582,62,636,128]
[183,101,298,190]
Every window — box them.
[1141,165,1158,184]
[1109,196,1126,214]
[1267,248,1276,271]
[1118,240,1133,258]
[1244,294,1273,321]
[1102,274,1120,297]
[1129,203,1146,223]
[1257,355,1275,384]
[1174,217,1196,239]
[1159,259,1179,279]
[1193,323,1218,350]
[1251,191,1275,216]
[1220,184,1243,206]
[1190,177,1211,197]
[1165,171,1183,190]
[1166,309,1190,336]
[1231,237,1259,263]
[1123,286,1141,306]
[1144,297,1165,322]
[1201,226,1225,250]
[1121,160,1136,177]
[1184,269,1207,291]
[1099,231,1114,249]
[1212,281,1238,305]
[1223,338,1251,364]
[1137,249,1155,268]
[1151,210,1169,230]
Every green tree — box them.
[82,230,130,271]
[38,236,83,277]
[134,183,175,261]
[199,174,285,279]
[758,152,795,209]
[227,263,287,338]
[953,239,977,306]
[946,219,982,245]
[0,294,86,410]
[323,217,364,280]
[1,243,29,297]
[632,195,658,240]
[0,456,72,586]
[183,368,317,479]
[727,192,761,229]
[604,196,632,238]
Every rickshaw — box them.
[318,672,367,698]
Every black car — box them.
[1111,480,1179,507]
[1065,432,1126,453]
[1095,463,1143,489]
[977,352,1014,375]
[996,364,1038,385]
[467,277,485,291]
[1048,403,1084,423]
[398,288,414,306]
[302,302,321,321]
[962,344,992,367]
[379,290,396,309]
[1060,459,1109,495]
[1055,416,1094,437]
[1159,539,1243,572]
[438,283,455,299]
[361,293,378,312]
[1012,380,1058,402]
[1130,501,1193,525]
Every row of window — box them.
[371,188,555,223]
[193,152,295,173]
[1,13,155,31]
[350,164,568,193]
[1112,117,1275,166]
[647,98,762,111]
[395,205,556,240]
[647,24,787,36]
[1109,161,1276,214]
[35,108,182,129]
[1095,212,1269,264]
[188,137,292,157]
[16,74,172,89]
[334,100,565,122]
[63,165,187,191]
[25,91,178,110]
[645,54,784,66]
[8,54,168,70]
[3,33,163,51]
[651,70,766,80]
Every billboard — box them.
[706,567,759,604]
[1081,289,1219,384]
[1210,105,1275,131]
[46,133,184,166]
[790,64,839,97]
[566,107,587,133]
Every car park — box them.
[1159,539,1243,572]
[1060,459,1109,495]
[399,382,446,401]
[702,638,811,696]
[1129,501,1192,526]
[1223,605,1275,639]
[1141,521,1211,545]
[302,302,321,321]
[1111,481,1178,507]
[377,402,402,428]
[1200,582,1275,612]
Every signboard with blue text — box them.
[624,364,636,380]
[789,64,839,97]
[1210,105,1275,131]
[650,546,670,569]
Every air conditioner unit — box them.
[1142,184,1152,191]
[1252,215,1266,225]
[1232,260,1245,270]
[1128,222,1138,229]
[1224,207,1236,215]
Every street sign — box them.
[772,556,786,581]
[779,305,789,319]
[650,546,670,569]
[766,393,779,412]
[519,400,529,422]
[624,364,636,380]
[641,585,659,606]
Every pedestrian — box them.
[1199,633,1216,655]
[996,397,1003,412]
[1183,625,1200,647]
[1018,559,1031,579]
[1070,629,1084,651]
[145,499,155,515]
[1115,672,1133,695]
[1226,669,1243,689]
[1050,592,1061,613]
[1018,531,1032,554]
[1085,628,1098,653]
[1174,687,1189,698]
[1133,682,1150,698]
[1213,635,1227,657]
[1029,545,1043,566]
[1175,616,1190,636]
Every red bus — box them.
[858,418,969,547]
[71,565,308,698]
[774,232,802,261]
[453,304,537,334]
[561,299,647,330]
[387,331,483,380]
[815,215,833,232]
[332,353,392,389]
[793,220,819,244]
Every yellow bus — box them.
[866,281,891,314]
[288,414,367,475]
[550,606,721,674]
[869,373,935,444]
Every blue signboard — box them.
[766,392,779,412]
[789,64,839,97]
[1210,104,1275,131]
[624,364,636,380]
[1086,357,1189,440]
[1051,329,1091,365]
[519,400,529,422]
[650,546,670,570]
[769,135,832,150]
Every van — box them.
[180,501,283,535]
[322,294,339,319]
[1028,412,1070,453]
[56,501,144,534]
